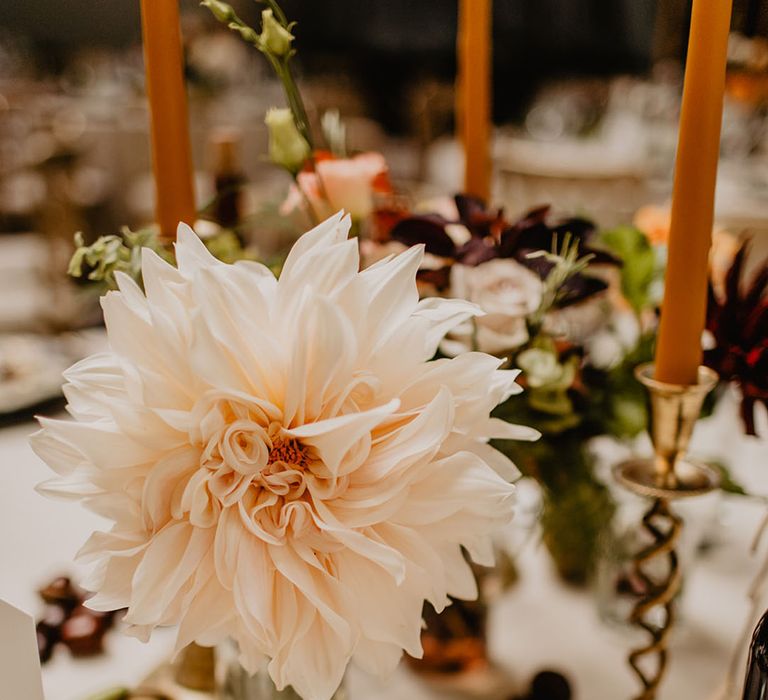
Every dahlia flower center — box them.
[183,397,353,540]
[267,436,311,470]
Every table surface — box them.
[1,394,767,700]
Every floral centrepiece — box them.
[365,193,760,585]
[32,213,537,700]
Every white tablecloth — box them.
[2,396,767,700]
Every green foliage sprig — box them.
[68,226,256,290]
[527,233,596,330]
[68,228,170,289]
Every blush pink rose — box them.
[282,152,390,221]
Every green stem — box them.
[204,0,314,150]
[293,173,320,226]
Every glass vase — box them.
[217,641,349,700]
[594,487,721,629]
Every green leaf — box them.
[598,225,657,314]
[709,461,748,496]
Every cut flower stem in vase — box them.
[218,641,349,700]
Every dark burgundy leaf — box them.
[416,266,452,291]
[454,194,488,225]
[583,248,622,266]
[509,223,557,257]
[705,240,768,435]
[390,215,457,258]
[456,237,498,266]
[558,275,609,307]
[551,217,596,240]
[519,252,555,279]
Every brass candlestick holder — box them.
[612,363,720,700]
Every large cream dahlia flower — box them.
[31,213,537,700]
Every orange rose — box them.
[633,205,671,246]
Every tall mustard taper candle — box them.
[654,0,733,386]
[140,0,196,241]
[457,0,492,202]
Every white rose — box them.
[443,258,543,356]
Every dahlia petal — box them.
[359,386,453,483]
[36,417,156,470]
[433,543,478,600]
[353,637,405,677]
[335,549,422,656]
[399,352,503,409]
[267,543,352,646]
[62,351,123,387]
[414,296,482,356]
[373,521,450,610]
[114,269,150,313]
[283,296,358,426]
[272,610,351,700]
[141,447,199,530]
[214,506,243,590]
[482,416,541,441]
[176,571,236,650]
[360,245,423,354]
[35,474,101,499]
[82,491,141,523]
[267,580,315,683]
[233,534,276,644]
[279,238,359,307]
[125,522,212,625]
[286,399,400,475]
[310,501,406,583]
[84,550,147,610]
[395,451,515,525]
[77,530,147,563]
[279,211,348,285]
[139,248,186,314]
[188,311,255,395]
[193,266,281,399]
[175,222,219,275]
[29,428,85,476]
[365,316,431,393]
[464,535,496,567]
[459,438,521,481]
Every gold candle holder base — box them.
[612,363,719,700]
[614,457,719,501]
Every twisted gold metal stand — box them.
[613,364,719,700]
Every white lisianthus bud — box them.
[265,107,310,174]
[259,9,294,57]
[229,22,260,45]
[200,0,237,24]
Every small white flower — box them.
[585,310,641,370]
[32,213,537,700]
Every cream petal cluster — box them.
[443,258,544,356]
[31,213,537,700]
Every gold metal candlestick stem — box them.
[613,363,719,700]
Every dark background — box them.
[1,0,766,128]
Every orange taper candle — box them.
[140,0,196,241]
[457,0,492,202]
[654,0,733,386]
